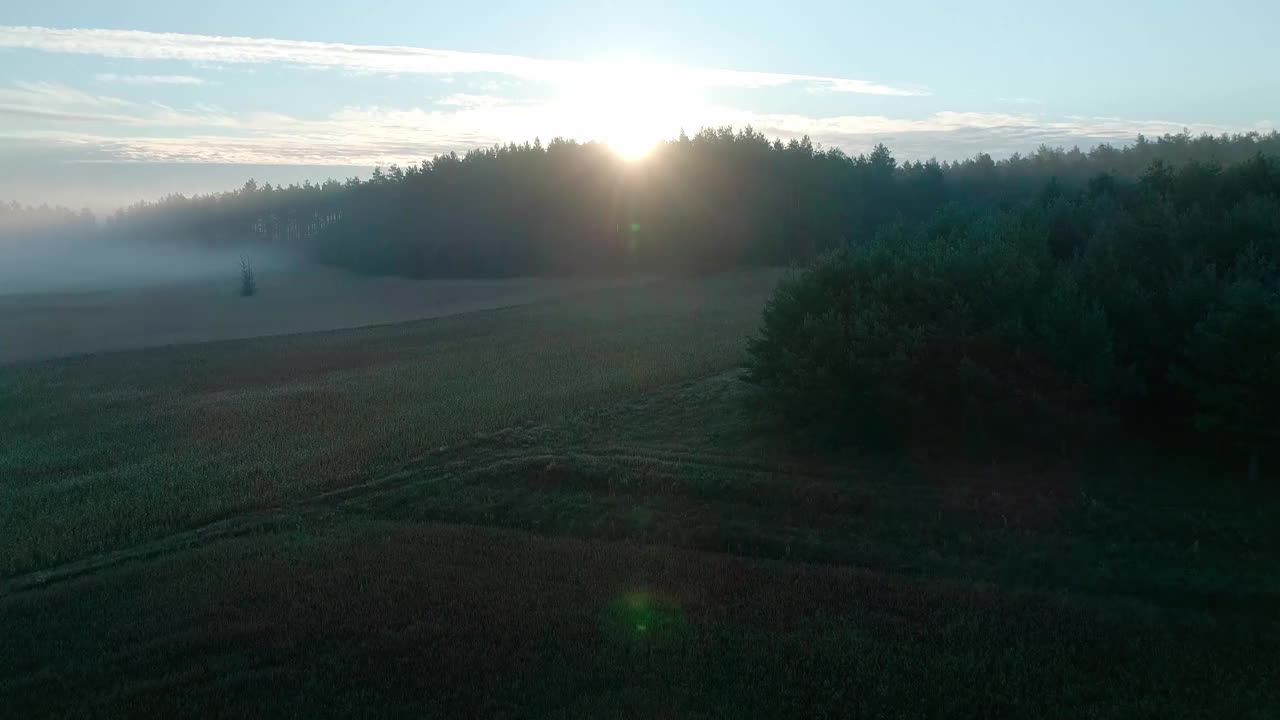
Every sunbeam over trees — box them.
[96,128,1280,277]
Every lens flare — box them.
[601,589,689,648]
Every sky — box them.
[2,0,1278,212]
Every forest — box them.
[747,151,1280,477]
[0,202,96,245]
[8,128,1279,278]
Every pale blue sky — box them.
[2,1,1277,210]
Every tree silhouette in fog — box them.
[0,202,96,244]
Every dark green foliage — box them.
[747,209,1122,450]
[1172,280,1280,481]
[749,154,1280,466]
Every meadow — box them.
[0,271,775,576]
[2,269,1277,717]
[0,264,648,364]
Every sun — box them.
[604,115,662,160]
[604,124,660,161]
[555,60,700,160]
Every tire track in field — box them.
[0,443,833,595]
[0,434,511,595]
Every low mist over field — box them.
[0,235,300,296]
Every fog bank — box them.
[0,236,303,296]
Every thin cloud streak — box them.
[0,82,245,127]
[95,73,208,86]
[0,81,137,109]
[437,94,513,109]
[0,76,1260,166]
[8,101,1258,167]
[0,25,927,96]
[0,105,127,123]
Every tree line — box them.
[58,128,1280,277]
[747,152,1280,477]
[0,202,96,244]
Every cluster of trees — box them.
[103,178,348,249]
[98,129,1280,277]
[747,154,1280,477]
[0,202,96,244]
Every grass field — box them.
[0,264,650,364]
[0,271,772,575]
[2,269,1278,718]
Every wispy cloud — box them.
[436,94,512,109]
[0,81,137,109]
[0,25,927,97]
[6,90,1270,213]
[0,23,1270,191]
[3,90,1256,167]
[0,82,239,127]
[0,105,127,123]
[0,73,1261,167]
[0,82,141,124]
[95,73,207,86]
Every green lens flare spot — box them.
[601,590,689,649]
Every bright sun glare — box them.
[557,60,701,160]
